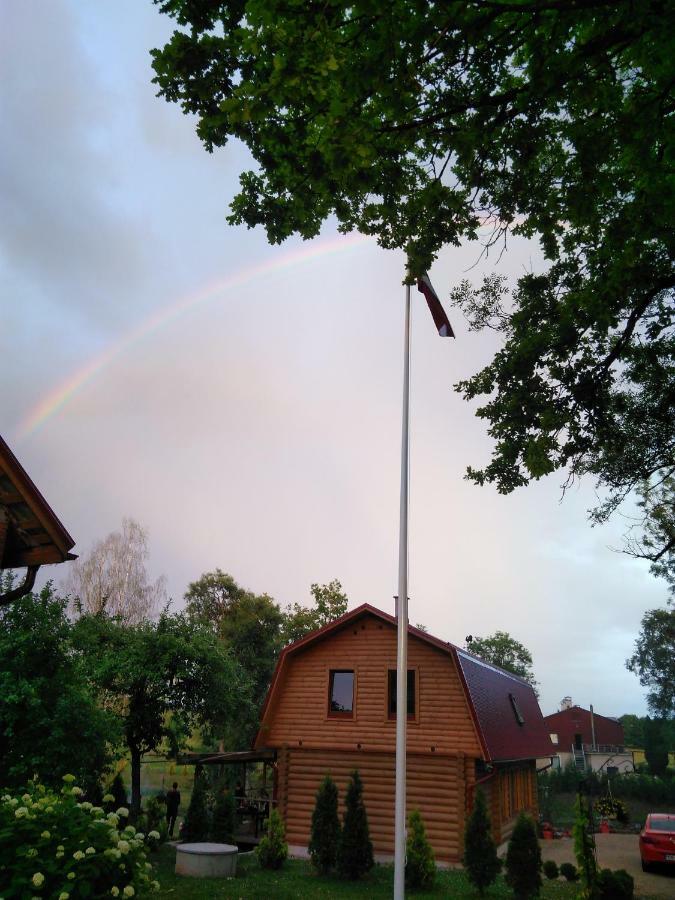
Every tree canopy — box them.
[282,579,349,643]
[72,609,249,814]
[466,630,538,694]
[0,579,116,792]
[152,1,674,579]
[626,605,675,718]
[65,518,166,624]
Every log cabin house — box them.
[254,604,553,863]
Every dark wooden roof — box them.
[256,603,553,763]
[0,433,76,568]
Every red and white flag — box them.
[417,274,455,338]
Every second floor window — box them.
[388,669,416,718]
[329,670,354,716]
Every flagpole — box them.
[393,280,411,900]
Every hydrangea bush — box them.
[0,776,159,899]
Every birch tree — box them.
[66,518,166,624]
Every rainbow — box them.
[15,232,371,443]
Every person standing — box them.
[165,781,181,837]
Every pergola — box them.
[0,433,76,604]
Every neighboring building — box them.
[254,604,553,863]
[543,699,634,774]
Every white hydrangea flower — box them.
[102,793,115,803]
[123,887,135,898]
[67,872,76,880]
[134,832,145,841]
[116,807,129,818]
[26,848,38,858]
[79,801,92,811]
[85,846,96,855]
[40,831,50,839]
[15,807,28,818]
[73,850,85,861]
[22,794,31,803]
[148,831,160,840]
[62,774,76,784]
[151,881,160,891]
[71,787,83,797]
[106,814,120,827]
[59,893,70,900]
[117,840,130,855]
[31,873,44,888]
[111,888,120,898]
[91,807,104,817]
[8,797,19,806]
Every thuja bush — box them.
[211,789,236,844]
[0,776,159,899]
[543,860,559,880]
[308,775,339,874]
[337,770,373,880]
[559,862,578,882]
[463,788,500,896]
[504,813,542,899]
[257,808,288,870]
[181,775,209,842]
[405,809,435,890]
[597,868,634,900]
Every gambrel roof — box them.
[256,603,553,762]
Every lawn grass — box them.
[152,845,578,899]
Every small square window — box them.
[388,669,415,718]
[509,693,525,725]
[328,670,354,716]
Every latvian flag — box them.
[417,274,455,338]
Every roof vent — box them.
[509,693,525,726]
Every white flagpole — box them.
[393,281,411,900]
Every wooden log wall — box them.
[262,613,482,758]
[283,747,469,862]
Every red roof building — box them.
[544,705,625,752]
[254,603,552,861]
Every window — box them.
[388,669,416,718]
[509,693,525,725]
[328,670,354,716]
[550,733,559,745]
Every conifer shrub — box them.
[462,788,501,895]
[406,809,435,890]
[109,772,128,810]
[211,788,237,844]
[559,862,578,882]
[543,860,559,880]
[597,868,633,900]
[257,808,288,869]
[504,812,542,899]
[181,774,210,842]
[337,770,374,879]
[308,775,339,874]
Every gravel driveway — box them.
[539,834,675,899]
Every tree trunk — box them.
[130,746,142,819]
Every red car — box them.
[639,813,675,871]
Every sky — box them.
[1,1,666,719]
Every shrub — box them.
[257,808,288,870]
[406,809,435,890]
[559,862,578,882]
[336,770,374,879]
[308,775,339,874]
[0,776,158,898]
[181,775,209,842]
[136,796,167,851]
[543,860,559,880]
[463,789,501,895]
[504,812,542,899]
[597,868,634,900]
[211,789,236,844]
[109,773,128,810]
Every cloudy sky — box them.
[2,1,665,718]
